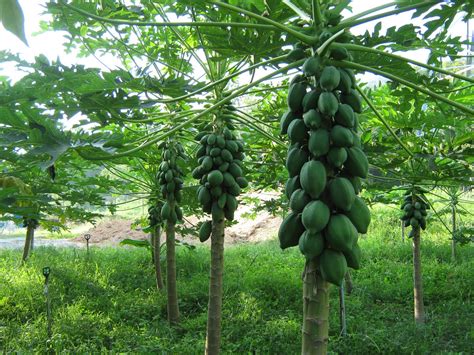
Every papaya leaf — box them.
[0,0,27,45]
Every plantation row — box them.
[0,0,472,354]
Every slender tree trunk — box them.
[339,284,347,337]
[344,271,353,295]
[401,220,405,242]
[153,226,164,290]
[412,227,425,324]
[166,210,179,325]
[205,217,225,355]
[22,222,35,263]
[302,260,330,355]
[451,204,456,261]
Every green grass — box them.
[0,207,473,354]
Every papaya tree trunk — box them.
[205,217,225,355]
[302,260,330,355]
[166,211,179,325]
[153,226,164,290]
[412,227,425,324]
[21,221,35,263]
[401,220,405,242]
[339,284,347,336]
[344,271,353,295]
[451,203,456,261]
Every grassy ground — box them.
[0,207,473,354]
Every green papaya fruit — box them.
[302,56,321,77]
[198,186,212,205]
[301,200,330,233]
[299,231,324,260]
[161,202,171,220]
[330,125,354,147]
[208,170,224,187]
[344,147,369,178]
[319,249,347,286]
[344,243,361,270]
[303,109,323,129]
[288,82,307,112]
[228,162,243,178]
[337,68,352,94]
[199,221,212,242]
[335,104,355,127]
[278,212,305,249]
[290,189,311,213]
[279,110,297,135]
[328,177,356,212]
[341,89,362,113]
[330,47,349,60]
[285,175,301,199]
[302,89,321,112]
[308,129,330,157]
[286,147,309,178]
[325,214,358,254]
[318,92,339,116]
[288,118,309,144]
[319,66,340,91]
[300,160,327,199]
[327,147,347,168]
[344,196,371,234]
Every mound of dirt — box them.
[77,191,283,246]
[74,219,148,245]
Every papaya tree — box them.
[400,185,430,324]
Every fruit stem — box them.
[333,1,439,32]
[355,86,414,158]
[332,60,474,116]
[77,59,306,160]
[208,1,317,45]
[333,43,474,84]
[58,0,277,30]
[312,0,324,28]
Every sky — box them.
[0,1,471,83]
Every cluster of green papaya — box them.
[148,199,163,229]
[157,141,186,224]
[193,110,248,242]
[22,217,39,228]
[400,189,429,236]
[279,40,371,286]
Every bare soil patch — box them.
[76,192,282,246]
